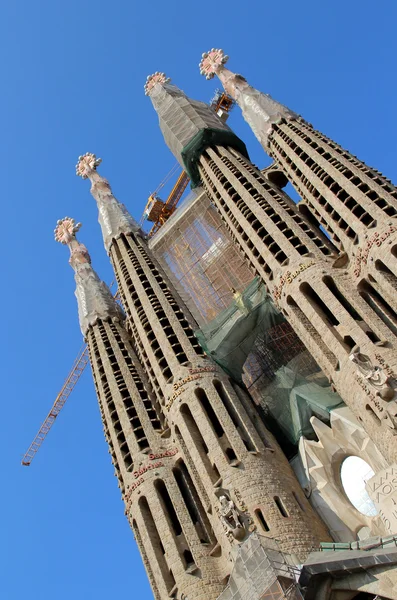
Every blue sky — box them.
[2,1,396,598]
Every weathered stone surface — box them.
[367,464,397,534]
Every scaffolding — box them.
[150,188,343,456]
[217,533,304,600]
[149,188,253,325]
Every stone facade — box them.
[201,50,397,346]
[72,155,330,600]
[146,76,397,468]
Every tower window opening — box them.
[154,479,183,537]
[286,295,338,368]
[195,387,237,463]
[195,388,224,438]
[183,550,194,568]
[359,280,397,337]
[180,404,220,484]
[343,335,357,350]
[173,459,216,545]
[213,379,256,452]
[255,509,270,532]
[274,496,289,518]
[132,520,161,600]
[138,496,175,593]
[322,276,381,343]
[229,379,272,449]
[300,282,339,327]
[225,447,238,462]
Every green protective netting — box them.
[194,277,284,381]
[194,277,344,454]
[181,127,250,188]
[259,359,344,446]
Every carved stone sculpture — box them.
[349,347,395,399]
[219,495,244,537]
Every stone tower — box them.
[73,152,330,599]
[199,49,397,322]
[145,73,397,466]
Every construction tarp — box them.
[260,362,344,446]
[181,127,249,188]
[194,277,284,381]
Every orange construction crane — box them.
[142,170,190,237]
[22,93,234,466]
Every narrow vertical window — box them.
[274,496,289,518]
[138,496,175,594]
[180,404,220,484]
[154,479,193,571]
[255,509,270,532]
[213,379,256,452]
[195,387,238,463]
[173,459,217,546]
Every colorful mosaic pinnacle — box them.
[199,48,229,80]
[144,71,170,96]
[54,217,81,245]
[75,152,102,179]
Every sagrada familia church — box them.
[53,49,397,599]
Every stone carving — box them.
[76,152,102,179]
[199,48,229,80]
[76,154,140,251]
[349,347,395,400]
[199,49,298,148]
[54,217,81,245]
[54,217,91,266]
[55,217,124,336]
[144,72,171,96]
[366,465,397,534]
[234,488,256,533]
[297,406,387,541]
[219,495,244,539]
[353,226,397,277]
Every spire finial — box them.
[54,217,82,245]
[55,219,123,335]
[76,152,102,179]
[144,72,171,96]
[55,217,91,266]
[199,48,229,80]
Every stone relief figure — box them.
[219,495,244,537]
[349,347,395,400]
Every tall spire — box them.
[199,48,298,148]
[75,153,140,252]
[55,217,123,335]
[145,72,248,186]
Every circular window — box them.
[340,456,378,517]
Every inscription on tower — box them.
[366,465,397,533]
